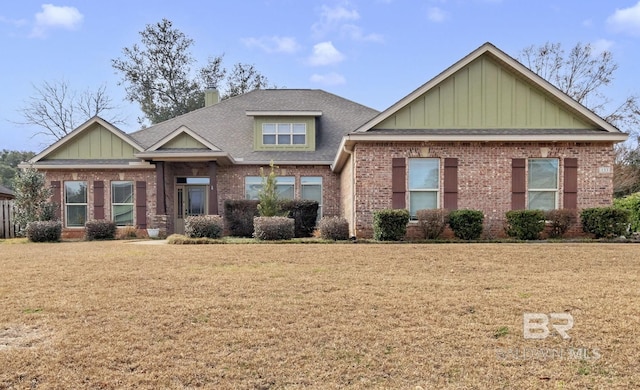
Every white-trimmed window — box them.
[528,158,559,210]
[301,176,323,219]
[245,176,295,200]
[112,181,134,226]
[408,158,440,217]
[65,181,87,227]
[262,123,306,145]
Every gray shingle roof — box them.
[0,184,14,196]
[129,89,379,163]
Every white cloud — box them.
[310,72,346,86]
[427,7,447,23]
[0,15,28,27]
[341,24,384,43]
[591,39,615,55]
[312,4,359,38]
[31,4,83,38]
[607,1,640,36]
[242,36,300,54]
[311,3,383,43]
[308,41,345,66]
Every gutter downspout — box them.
[342,141,356,238]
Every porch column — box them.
[155,161,166,214]
[208,162,218,215]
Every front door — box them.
[175,184,208,234]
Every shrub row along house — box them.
[23,43,627,238]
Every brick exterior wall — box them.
[43,169,157,239]
[351,141,616,238]
[44,163,338,236]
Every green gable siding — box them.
[375,55,592,130]
[159,132,208,149]
[46,123,136,160]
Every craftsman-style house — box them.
[25,43,627,238]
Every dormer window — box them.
[262,123,307,145]
[247,111,321,151]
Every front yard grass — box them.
[0,242,638,388]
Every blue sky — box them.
[1,1,640,153]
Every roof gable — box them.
[30,117,143,162]
[359,42,621,133]
[149,126,220,151]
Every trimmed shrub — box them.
[26,220,62,242]
[448,209,484,240]
[280,199,319,238]
[581,207,630,238]
[253,216,295,240]
[505,210,545,240]
[85,219,117,240]
[545,209,577,238]
[613,193,640,232]
[116,225,139,240]
[416,209,449,239]
[318,216,350,240]
[373,209,409,241]
[223,199,259,237]
[184,215,224,239]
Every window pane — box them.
[66,205,86,227]
[277,123,291,133]
[65,181,86,203]
[263,135,276,144]
[529,159,558,189]
[292,135,306,144]
[409,191,438,216]
[301,185,321,202]
[245,176,262,200]
[277,185,294,199]
[293,124,306,134]
[528,191,556,210]
[409,159,439,190]
[113,205,134,226]
[263,124,276,134]
[112,182,133,204]
[278,134,291,144]
[276,176,295,200]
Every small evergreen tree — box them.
[257,161,287,217]
[13,167,56,231]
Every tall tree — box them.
[519,42,640,135]
[519,42,640,197]
[223,63,271,100]
[0,150,36,189]
[17,80,122,142]
[112,18,271,125]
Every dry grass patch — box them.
[0,242,639,389]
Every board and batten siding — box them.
[159,132,209,149]
[374,55,592,130]
[46,123,137,159]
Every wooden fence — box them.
[0,200,20,239]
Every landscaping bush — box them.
[373,209,409,241]
[253,216,295,240]
[416,209,449,239]
[26,220,62,242]
[318,216,350,240]
[448,209,484,240]
[184,215,224,239]
[581,207,630,238]
[223,199,259,237]
[545,209,577,238]
[505,210,545,240]
[280,199,319,238]
[85,219,117,240]
[613,193,640,232]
